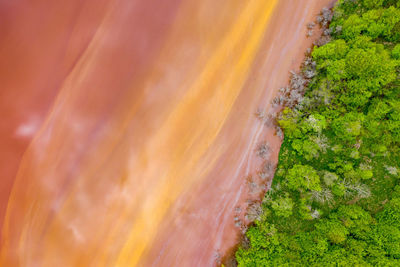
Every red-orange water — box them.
[0,0,333,266]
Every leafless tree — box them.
[351,183,371,199]
[255,108,267,121]
[240,225,248,235]
[265,113,277,127]
[315,7,333,32]
[248,181,258,194]
[323,28,332,36]
[311,134,329,152]
[311,209,320,219]
[342,180,371,199]
[290,71,306,91]
[214,250,222,265]
[246,202,263,222]
[279,86,291,95]
[234,220,242,228]
[321,7,333,23]
[241,236,250,250]
[303,57,313,67]
[258,171,269,180]
[385,165,398,176]
[256,142,270,159]
[359,163,372,171]
[234,206,242,214]
[307,22,316,29]
[262,161,273,173]
[311,188,334,204]
[289,89,304,107]
[304,68,317,79]
[314,36,331,47]
[354,139,362,150]
[272,96,280,105]
[276,126,283,140]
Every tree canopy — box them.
[235,0,400,266]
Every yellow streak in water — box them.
[115,0,277,265]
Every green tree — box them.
[315,219,349,244]
[286,164,321,191]
[392,44,400,59]
[332,112,364,141]
[271,194,294,218]
[362,0,384,9]
[235,1,400,266]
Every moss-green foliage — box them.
[235,1,400,266]
[271,193,294,218]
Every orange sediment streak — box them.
[115,1,277,265]
[0,0,334,266]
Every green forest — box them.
[235,0,400,266]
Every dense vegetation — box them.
[235,0,400,266]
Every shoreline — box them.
[220,1,337,265]
[141,0,336,265]
[0,0,336,265]
[221,0,336,267]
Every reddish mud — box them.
[0,0,334,266]
[0,0,112,239]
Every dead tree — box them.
[256,142,270,159]
[246,202,263,222]
[307,22,316,29]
